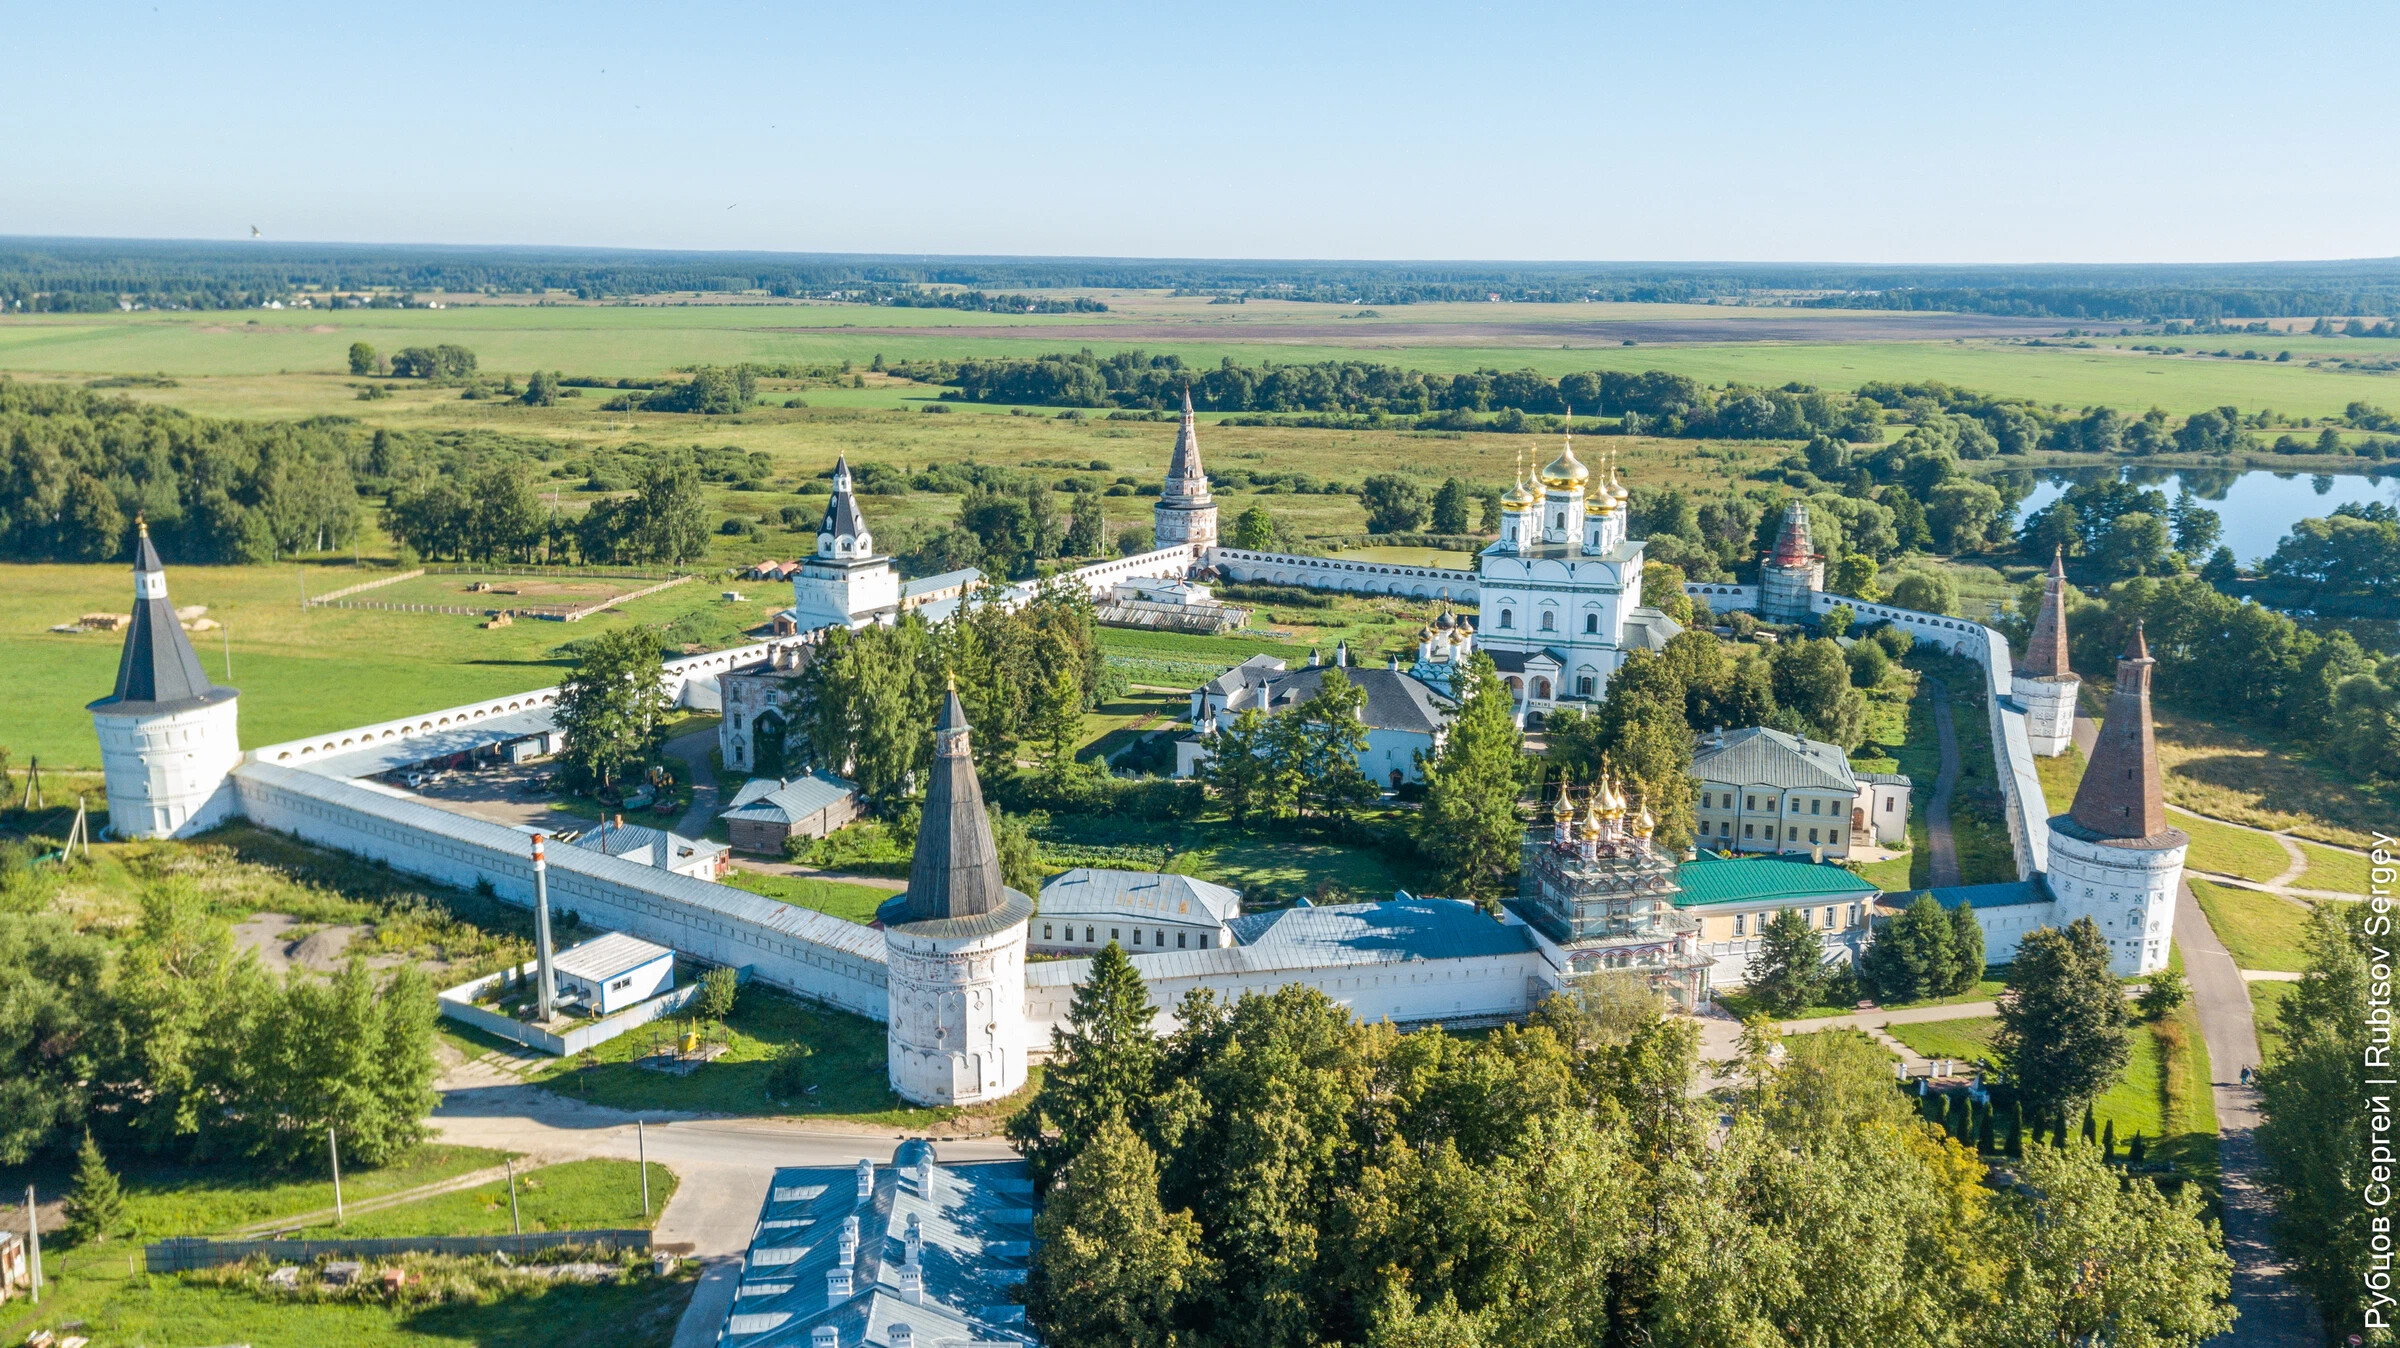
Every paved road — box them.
[663,728,723,838]
[1924,678,1964,889]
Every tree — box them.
[1768,637,1869,749]
[1999,917,2131,1127]
[1745,907,1826,1016]
[553,625,669,794]
[1026,1118,1211,1348]
[1926,478,2006,552]
[0,913,110,1164]
[347,341,377,376]
[1008,943,1159,1190]
[1860,894,1957,1005]
[989,806,1045,895]
[1271,669,1379,822]
[794,618,939,806]
[1821,601,1854,639]
[1831,552,1881,600]
[1431,477,1471,533]
[1116,522,1155,555]
[2168,493,2222,557]
[1196,707,1286,825]
[1359,474,1428,533]
[521,369,560,407]
[1411,653,1524,900]
[2137,966,2189,1020]
[1230,504,1282,551]
[697,966,739,1021]
[1985,1142,2234,1348]
[2096,511,2172,578]
[631,457,709,564]
[1947,902,1984,992]
[1064,491,1108,556]
[1763,1030,1909,1137]
[63,1131,124,1244]
[1885,566,1957,615]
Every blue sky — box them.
[4,1,2394,263]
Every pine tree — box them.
[63,1131,124,1245]
[1977,1109,1996,1154]
[2082,1105,2099,1145]
[1412,653,1525,900]
[1746,907,1827,1017]
[2128,1133,2147,1165]
[2103,1118,2117,1160]
[2006,1109,2024,1157]
[1006,942,1159,1190]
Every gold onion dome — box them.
[1631,798,1656,838]
[1502,477,1534,508]
[1606,451,1629,501]
[1539,441,1589,490]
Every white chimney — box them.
[917,1155,935,1191]
[890,1325,916,1348]
[826,1265,853,1305]
[855,1158,874,1198]
[904,1212,923,1266]
[812,1327,839,1348]
[898,1262,924,1303]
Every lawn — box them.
[2190,879,2314,972]
[1036,809,1413,905]
[2250,979,2298,1068]
[2294,840,2374,897]
[1848,851,1916,892]
[2150,707,2384,848]
[719,870,893,924]
[2035,742,2085,817]
[2175,812,2292,884]
[1888,1003,2217,1183]
[1072,689,1190,766]
[315,1159,674,1238]
[1719,978,2003,1023]
[524,983,1029,1129]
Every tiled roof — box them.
[1669,852,1878,908]
[723,772,858,824]
[1692,725,1857,793]
[721,1138,1036,1348]
[1038,868,1240,925]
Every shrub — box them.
[697,966,739,1020]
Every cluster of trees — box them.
[604,365,757,415]
[0,883,437,1170]
[897,477,1123,579]
[1193,669,1380,828]
[380,453,710,566]
[2257,500,2400,604]
[1352,474,1487,534]
[385,344,479,381]
[0,379,361,563]
[791,585,1111,805]
[2017,478,2225,580]
[1738,892,1984,1017]
[1007,949,2233,1348]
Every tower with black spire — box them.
[879,688,1034,1105]
[87,520,243,838]
[787,454,900,631]
[2045,622,2185,976]
[1152,387,1217,548]
[2015,546,2080,756]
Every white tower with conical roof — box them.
[88,521,243,839]
[2015,547,2080,757]
[2046,624,2184,977]
[880,689,1034,1105]
[788,455,900,631]
[1153,388,1217,548]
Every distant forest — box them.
[2,238,2398,320]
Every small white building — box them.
[569,819,729,879]
[1175,652,1456,789]
[1035,868,1240,955]
[1690,725,1911,856]
[551,932,676,1015]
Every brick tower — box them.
[1152,387,1217,549]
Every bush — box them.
[697,966,739,1020]
[2137,967,2190,1020]
[1847,639,1891,688]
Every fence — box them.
[306,568,424,605]
[436,960,749,1056]
[424,564,694,581]
[147,1230,651,1273]
[305,573,693,623]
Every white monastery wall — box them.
[231,762,891,1019]
[1208,548,1478,603]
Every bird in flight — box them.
[250,225,261,237]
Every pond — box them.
[2009,466,2400,567]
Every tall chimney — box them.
[531,833,556,1022]
[898,1262,924,1303]
[855,1158,875,1198]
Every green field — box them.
[720,870,893,924]
[315,1159,674,1237]
[2189,879,2315,972]
[2294,840,2374,896]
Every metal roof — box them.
[1691,725,1857,793]
[551,931,674,983]
[1025,897,1541,988]
[88,532,235,717]
[569,822,726,869]
[284,706,557,780]
[722,1138,1037,1348]
[723,772,859,824]
[1037,868,1240,925]
[1668,852,1879,908]
[1902,879,2053,912]
[1202,653,1287,695]
[1247,665,1455,735]
[900,568,983,598]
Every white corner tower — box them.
[88,520,243,839]
[2015,546,2080,757]
[1152,387,1217,549]
[880,688,1034,1106]
[2045,623,2184,977]
[788,455,900,631]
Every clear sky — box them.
[6,0,2394,264]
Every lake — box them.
[2009,467,2400,566]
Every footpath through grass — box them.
[2189,879,2314,972]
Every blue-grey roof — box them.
[1250,665,1455,735]
[1902,879,2053,912]
[284,706,558,780]
[569,821,725,869]
[1038,868,1240,925]
[722,1139,1036,1347]
[1692,725,1857,793]
[902,568,983,599]
[723,771,859,824]
[1228,897,1537,961]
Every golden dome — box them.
[1606,451,1630,501]
[1539,441,1589,490]
[1502,479,1535,508]
[1631,799,1656,838]
[1586,494,1617,516]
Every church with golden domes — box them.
[1476,431,1684,712]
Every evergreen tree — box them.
[1026,1118,1210,1348]
[1977,1108,1995,1154]
[1745,907,1826,1017]
[1430,477,1471,533]
[63,1130,124,1244]
[1411,652,1525,900]
[2006,1107,2023,1157]
[2102,1118,2116,1159]
[2081,1106,2098,1146]
[1860,894,1956,1004]
[2000,918,2133,1129]
[1007,943,1159,1190]
[1269,669,1377,823]
[1195,708,1283,824]
[1947,901,1986,994]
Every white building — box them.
[1174,649,1456,789]
[786,456,901,632]
[89,522,244,839]
[1152,388,1217,548]
[550,932,676,1015]
[1033,868,1240,955]
[569,818,729,880]
[1690,725,1912,856]
[878,691,1033,1106]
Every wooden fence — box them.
[305,568,424,605]
[146,1229,652,1273]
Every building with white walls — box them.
[88,521,243,839]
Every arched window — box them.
[1539,610,1555,631]
[1499,609,1515,630]
[1532,677,1553,700]
[1504,676,1524,698]
[1553,512,1565,530]
[1583,612,1599,634]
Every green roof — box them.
[1671,852,1879,908]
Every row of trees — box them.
[1008,949,2233,1348]
[0,884,437,1169]
[381,455,712,566]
